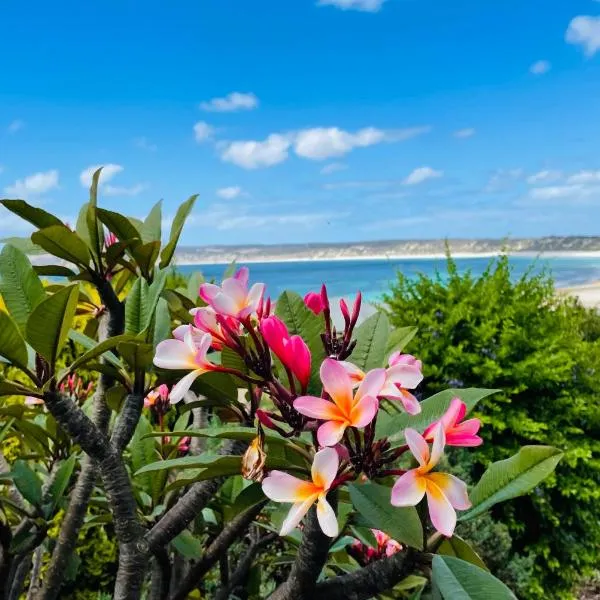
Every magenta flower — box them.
[199,267,265,320]
[304,291,325,315]
[391,424,471,537]
[145,384,170,409]
[190,306,239,350]
[260,316,311,390]
[423,398,483,447]
[294,359,385,446]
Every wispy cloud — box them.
[200,92,259,112]
[566,170,600,184]
[317,0,386,13]
[530,60,551,75]
[320,162,348,175]
[403,166,443,186]
[7,120,24,134]
[4,170,59,198]
[566,15,600,57]
[526,170,562,184]
[484,168,524,193]
[194,121,215,143]
[134,137,157,151]
[103,183,147,197]
[217,186,243,200]
[453,128,475,139]
[80,164,123,187]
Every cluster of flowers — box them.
[153,267,483,541]
[27,374,94,406]
[350,529,402,564]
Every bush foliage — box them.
[383,254,600,599]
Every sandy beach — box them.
[558,281,600,309]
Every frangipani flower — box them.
[199,267,265,320]
[391,425,470,537]
[340,353,423,415]
[145,384,170,409]
[423,398,483,447]
[190,306,239,350]
[294,359,385,446]
[153,328,217,404]
[262,447,339,537]
[260,316,311,389]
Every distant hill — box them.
[175,236,600,264]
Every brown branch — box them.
[111,393,144,453]
[169,499,268,600]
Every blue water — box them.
[176,256,600,302]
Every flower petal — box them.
[429,423,446,467]
[262,471,317,502]
[349,395,379,428]
[355,368,386,403]
[170,369,203,404]
[233,266,249,286]
[338,361,365,387]
[222,278,247,305]
[247,282,265,311]
[153,339,197,370]
[398,390,421,416]
[211,293,240,317]
[280,496,317,536]
[427,473,471,510]
[311,447,339,490]
[404,428,429,468]
[441,398,466,429]
[316,495,339,537]
[320,358,353,415]
[317,420,347,447]
[425,480,457,537]
[199,283,220,304]
[391,470,427,507]
[294,396,343,421]
[386,364,423,390]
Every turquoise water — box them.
[176,255,600,303]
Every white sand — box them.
[558,281,600,309]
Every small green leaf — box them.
[125,270,168,335]
[26,285,79,365]
[153,297,171,347]
[387,326,418,354]
[432,555,516,599]
[377,388,500,444]
[351,312,390,371]
[133,241,161,279]
[0,378,39,397]
[97,208,142,245]
[60,334,132,377]
[68,329,123,369]
[159,195,198,269]
[172,530,204,558]
[33,265,77,278]
[31,226,92,268]
[117,341,154,370]
[141,200,162,243]
[130,415,159,500]
[12,460,42,507]
[348,482,423,549]
[87,168,104,261]
[0,245,46,331]
[47,455,77,512]
[436,534,488,570]
[134,453,240,476]
[0,310,30,373]
[461,446,563,521]
[186,271,204,301]
[0,199,63,229]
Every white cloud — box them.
[200,92,259,112]
[134,137,157,151]
[217,186,243,200]
[484,168,524,192]
[317,0,386,12]
[103,184,147,197]
[527,170,562,184]
[566,170,600,184]
[566,15,600,57]
[454,128,476,139]
[220,134,291,169]
[403,166,443,186]
[527,184,600,202]
[7,120,24,134]
[294,127,385,160]
[194,121,215,143]
[79,163,123,187]
[530,60,551,75]
[4,170,59,197]
[320,162,348,175]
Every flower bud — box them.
[242,430,267,482]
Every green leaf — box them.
[172,530,204,558]
[97,208,142,245]
[135,453,241,476]
[387,326,418,355]
[186,271,204,301]
[26,285,79,365]
[12,460,42,507]
[348,482,423,549]
[0,310,30,373]
[68,329,123,369]
[377,388,500,444]
[436,534,488,571]
[87,168,104,261]
[33,265,77,278]
[47,455,77,512]
[0,237,45,255]
[0,378,39,397]
[0,245,46,331]
[192,371,240,406]
[275,290,326,393]
[0,199,63,229]
[351,312,390,371]
[461,446,563,521]
[117,341,154,371]
[130,415,159,500]
[125,270,168,335]
[60,334,132,377]
[141,200,162,243]
[431,555,516,599]
[31,226,92,268]
[159,195,198,269]
[153,298,171,348]
[133,241,161,279]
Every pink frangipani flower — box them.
[423,398,483,447]
[144,384,170,408]
[190,306,239,350]
[260,316,311,389]
[153,327,217,404]
[199,267,265,320]
[262,446,339,537]
[294,359,385,447]
[390,424,470,537]
[340,352,423,415]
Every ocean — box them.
[176,255,600,303]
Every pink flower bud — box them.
[304,292,324,315]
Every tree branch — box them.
[268,493,337,600]
[169,499,268,600]
[111,393,144,453]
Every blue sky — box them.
[1,0,600,245]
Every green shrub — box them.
[383,254,600,599]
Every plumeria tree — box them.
[0,171,563,599]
